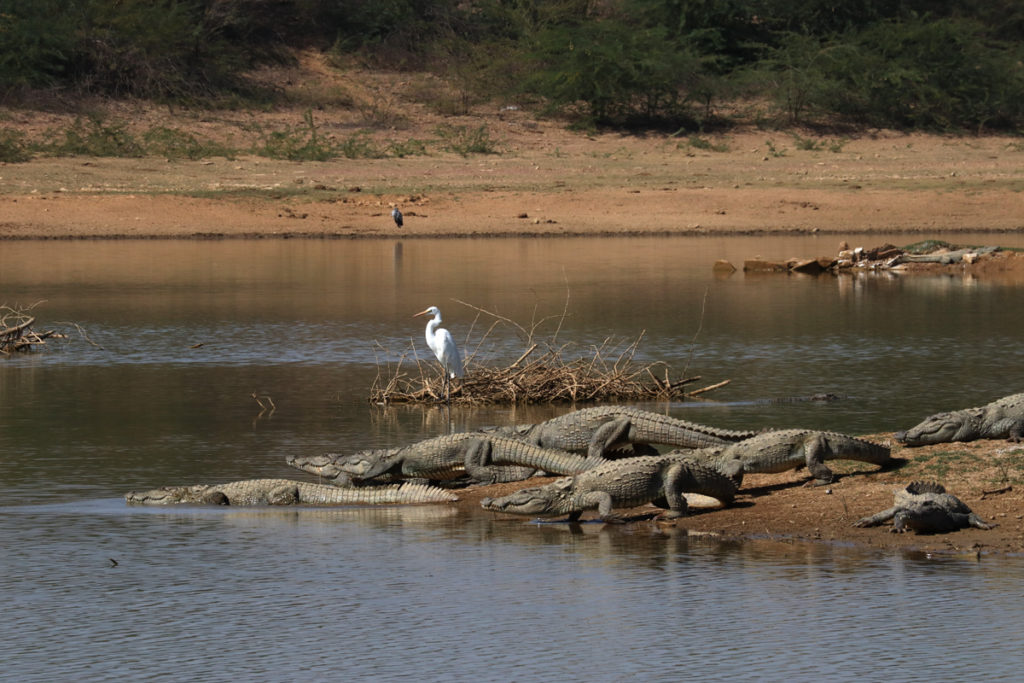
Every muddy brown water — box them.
[2,235,1024,680]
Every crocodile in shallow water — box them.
[895,392,1024,446]
[699,429,891,486]
[480,453,737,522]
[125,478,458,506]
[286,433,579,487]
[853,481,994,533]
[491,406,758,463]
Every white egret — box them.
[414,305,463,401]
[391,206,403,228]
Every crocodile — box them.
[479,454,737,522]
[853,481,994,533]
[491,406,758,464]
[286,433,582,487]
[125,479,458,506]
[698,429,891,486]
[893,245,998,265]
[895,392,1024,446]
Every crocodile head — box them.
[895,409,980,446]
[286,453,356,485]
[125,485,213,505]
[338,448,402,480]
[480,477,574,517]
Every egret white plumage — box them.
[414,305,463,401]
[391,206,403,228]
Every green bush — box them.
[0,128,32,162]
[252,110,336,161]
[42,116,144,157]
[435,124,501,156]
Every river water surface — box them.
[2,235,1024,681]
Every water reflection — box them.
[3,236,1024,679]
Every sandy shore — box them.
[458,435,1024,556]
[1,126,1022,240]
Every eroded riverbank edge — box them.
[458,436,1024,556]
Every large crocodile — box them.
[853,481,994,533]
[491,406,758,463]
[700,429,891,486]
[286,433,584,487]
[895,392,1024,446]
[480,454,737,522]
[125,478,458,506]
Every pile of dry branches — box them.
[0,303,60,355]
[369,299,729,405]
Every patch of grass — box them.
[252,109,335,161]
[0,128,33,162]
[387,138,430,158]
[142,127,237,160]
[336,132,387,159]
[765,139,786,157]
[358,95,409,129]
[683,135,730,153]
[435,124,502,156]
[41,116,145,157]
[907,449,979,480]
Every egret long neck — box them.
[425,316,441,343]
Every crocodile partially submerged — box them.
[286,433,584,487]
[125,478,458,506]
[492,406,758,463]
[700,429,891,486]
[895,392,1024,446]
[853,481,994,534]
[480,454,737,522]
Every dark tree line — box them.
[1,0,1021,131]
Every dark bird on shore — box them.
[391,206,403,228]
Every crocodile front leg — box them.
[853,507,898,527]
[661,462,691,519]
[803,433,836,485]
[577,490,619,522]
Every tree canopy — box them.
[1,0,1021,131]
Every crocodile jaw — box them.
[481,486,563,517]
[896,413,965,446]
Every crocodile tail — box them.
[905,481,946,495]
[393,482,459,503]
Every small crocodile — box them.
[125,479,458,506]
[286,433,580,487]
[853,481,994,534]
[480,454,737,522]
[895,392,1024,446]
[492,406,758,463]
[700,429,891,486]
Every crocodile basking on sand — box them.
[698,429,891,486]
[286,433,585,487]
[125,478,458,506]
[491,406,758,463]
[480,454,737,522]
[895,392,1024,446]
[853,481,994,534]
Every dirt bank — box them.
[460,436,1024,556]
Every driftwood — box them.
[0,305,60,354]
